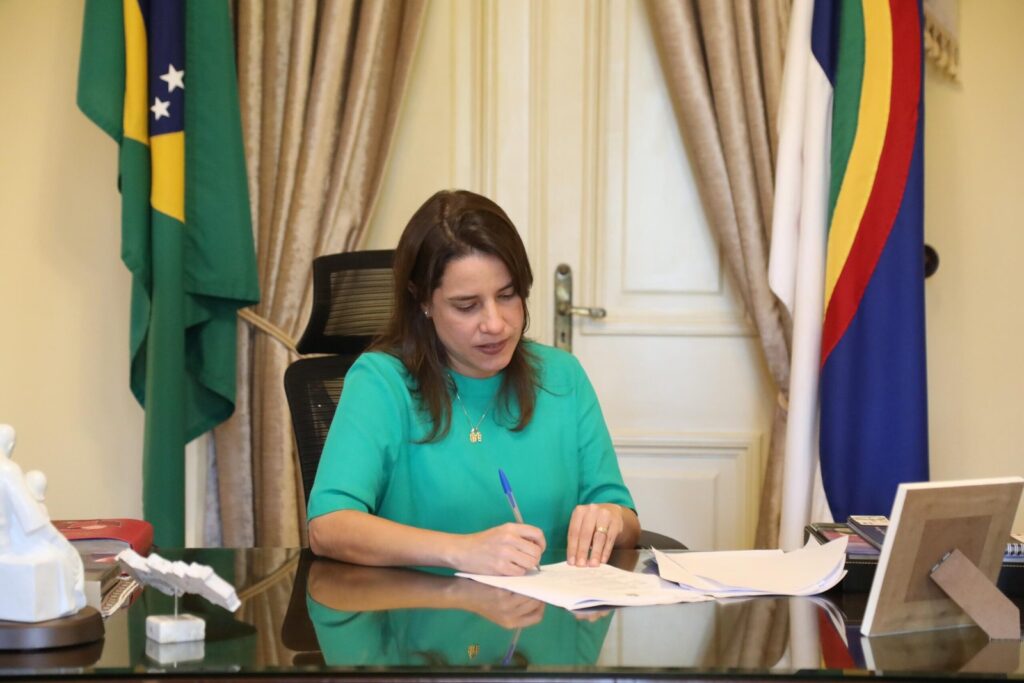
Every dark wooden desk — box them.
[4,547,1022,680]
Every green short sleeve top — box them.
[307,342,635,547]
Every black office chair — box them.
[284,249,685,550]
[285,249,396,506]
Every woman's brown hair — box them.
[372,190,540,442]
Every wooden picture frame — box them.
[861,477,1024,636]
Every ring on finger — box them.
[595,526,608,534]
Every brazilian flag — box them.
[77,0,259,547]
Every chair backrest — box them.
[286,249,395,506]
[284,355,361,506]
[296,249,395,355]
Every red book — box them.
[53,518,154,555]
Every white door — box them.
[370,0,775,549]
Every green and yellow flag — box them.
[77,0,259,546]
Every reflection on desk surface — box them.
[3,547,1024,679]
[306,559,612,666]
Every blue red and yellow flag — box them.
[78,0,259,546]
[817,0,929,521]
[770,0,928,545]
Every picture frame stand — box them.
[930,549,1020,640]
[860,477,1024,638]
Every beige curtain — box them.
[923,0,959,82]
[646,0,791,548]
[214,0,426,547]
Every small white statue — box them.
[118,548,240,644]
[0,424,86,622]
[118,549,240,612]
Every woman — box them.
[308,190,639,576]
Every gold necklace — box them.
[453,390,492,444]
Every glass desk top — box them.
[2,547,1022,680]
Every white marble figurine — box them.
[0,424,86,622]
[118,548,241,613]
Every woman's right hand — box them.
[452,523,546,576]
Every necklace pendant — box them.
[469,427,483,444]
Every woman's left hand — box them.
[566,503,625,567]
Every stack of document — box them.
[456,537,848,610]
[653,537,848,598]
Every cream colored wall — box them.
[924,0,1024,527]
[0,0,144,519]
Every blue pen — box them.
[501,627,522,665]
[498,468,525,525]
[499,469,540,572]
[497,471,540,573]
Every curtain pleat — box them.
[647,0,791,548]
[214,0,426,548]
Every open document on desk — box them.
[456,537,848,610]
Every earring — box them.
[423,308,431,318]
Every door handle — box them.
[554,264,606,352]
[557,303,607,318]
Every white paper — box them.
[456,562,712,610]
[654,537,848,598]
[651,549,785,593]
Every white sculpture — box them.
[0,424,86,622]
[118,548,240,644]
[117,548,241,612]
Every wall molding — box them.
[584,311,755,337]
[529,0,548,326]
[579,0,604,315]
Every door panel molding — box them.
[614,431,765,549]
[580,0,753,338]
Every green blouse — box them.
[307,342,635,548]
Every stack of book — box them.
[53,518,154,616]
[805,517,1024,595]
